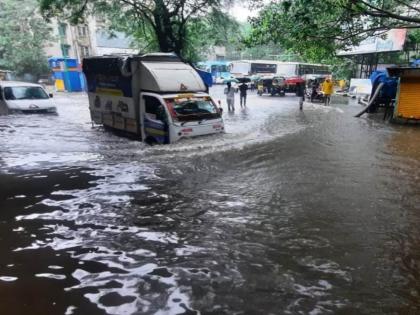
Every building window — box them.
[80,45,89,57]
[58,23,67,37]
[78,26,88,37]
[60,44,71,57]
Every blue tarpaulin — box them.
[195,68,213,88]
[369,70,398,99]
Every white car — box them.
[0,81,57,114]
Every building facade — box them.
[44,17,138,62]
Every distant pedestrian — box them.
[224,82,236,111]
[239,82,248,107]
[322,78,334,105]
[296,81,305,110]
[250,81,255,92]
[311,80,320,102]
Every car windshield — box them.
[165,97,221,122]
[4,86,49,100]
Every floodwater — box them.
[0,86,419,315]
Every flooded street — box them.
[1,86,420,315]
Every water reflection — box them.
[0,88,419,314]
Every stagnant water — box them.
[0,86,419,315]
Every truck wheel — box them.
[145,136,158,146]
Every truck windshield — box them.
[165,97,221,122]
[4,86,49,100]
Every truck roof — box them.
[83,53,206,93]
[139,61,205,93]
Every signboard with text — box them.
[338,29,407,56]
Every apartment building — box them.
[44,17,137,61]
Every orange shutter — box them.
[397,78,420,119]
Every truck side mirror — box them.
[49,93,53,98]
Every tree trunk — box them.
[153,0,184,56]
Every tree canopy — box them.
[0,0,51,77]
[249,0,420,62]
[39,0,236,60]
[102,5,241,62]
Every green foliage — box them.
[0,0,51,77]
[249,0,420,62]
[39,0,234,61]
[103,7,242,63]
[183,9,242,62]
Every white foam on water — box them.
[301,102,345,114]
[64,306,77,315]
[297,256,352,282]
[0,276,18,282]
[174,245,204,257]
[35,273,66,280]
[154,287,198,315]
[2,152,102,169]
[136,231,179,244]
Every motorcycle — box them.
[306,86,325,103]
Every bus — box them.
[277,62,331,93]
[229,60,278,77]
[229,60,330,77]
[196,61,232,84]
[276,62,330,78]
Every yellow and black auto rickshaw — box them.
[257,76,286,96]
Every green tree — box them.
[183,9,242,62]
[249,0,420,62]
[39,0,234,59]
[0,0,51,77]
[102,6,242,62]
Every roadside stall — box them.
[387,67,420,123]
[48,58,84,92]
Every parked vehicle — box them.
[304,76,330,103]
[0,81,57,114]
[229,60,330,94]
[0,70,14,81]
[257,76,286,96]
[271,76,286,96]
[83,53,225,144]
[196,61,232,84]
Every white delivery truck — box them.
[83,53,224,144]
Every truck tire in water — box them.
[145,136,158,146]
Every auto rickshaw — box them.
[257,79,265,96]
[257,76,286,96]
[271,76,286,96]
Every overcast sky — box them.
[229,3,258,22]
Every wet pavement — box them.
[0,86,420,315]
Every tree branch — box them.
[353,0,420,24]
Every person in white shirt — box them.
[224,82,236,111]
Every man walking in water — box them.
[322,77,334,106]
[239,82,248,108]
[224,82,236,111]
[296,81,305,110]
